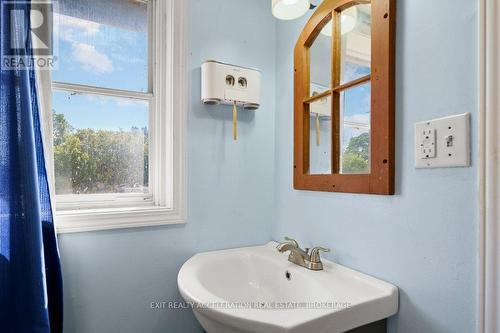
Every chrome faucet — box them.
[276,237,330,271]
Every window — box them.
[45,0,187,232]
[294,0,395,194]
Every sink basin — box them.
[177,242,398,333]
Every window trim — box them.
[42,0,187,233]
[478,0,500,331]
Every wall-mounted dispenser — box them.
[201,60,261,140]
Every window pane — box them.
[52,0,148,92]
[309,95,332,175]
[340,83,370,174]
[310,17,332,97]
[52,92,149,195]
[340,4,371,84]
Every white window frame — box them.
[41,0,187,233]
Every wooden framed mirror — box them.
[294,0,396,194]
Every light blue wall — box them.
[58,0,479,332]
[273,1,478,333]
[57,1,276,332]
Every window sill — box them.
[55,205,186,234]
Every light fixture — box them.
[272,0,311,20]
[320,6,358,36]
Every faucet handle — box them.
[309,246,331,263]
[284,237,299,248]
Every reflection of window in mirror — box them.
[339,4,371,175]
[340,83,370,174]
[310,17,332,96]
[309,94,332,174]
[294,0,395,195]
[341,4,371,84]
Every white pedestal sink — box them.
[177,242,398,333]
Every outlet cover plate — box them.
[415,113,471,169]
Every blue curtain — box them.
[0,0,63,332]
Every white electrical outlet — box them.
[415,113,471,169]
[418,128,436,159]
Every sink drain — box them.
[285,270,291,280]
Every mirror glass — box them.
[340,83,371,174]
[340,4,371,84]
[309,17,332,96]
[309,95,332,174]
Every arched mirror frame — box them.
[294,0,396,194]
